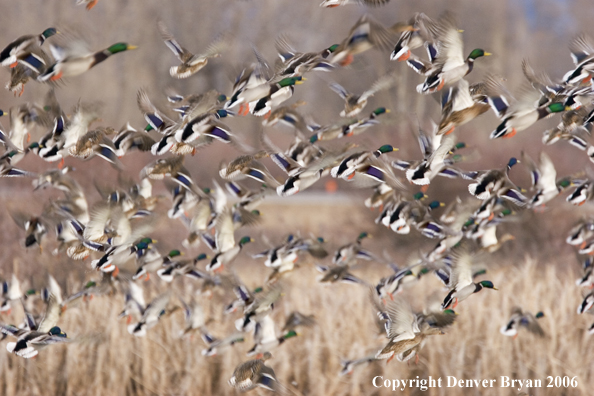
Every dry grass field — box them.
[0,249,591,396]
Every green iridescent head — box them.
[309,134,319,143]
[373,107,388,116]
[217,94,228,103]
[357,231,369,241]
[49,326,67,337]
[28,142,40,150]
[467,49,491,60]
[136,237,154,249]
[535,311,544,319]
[202,187,211,194]
[216,109,230,118]
[283,330,298,339]
[144,124,154,132]
[376,144,396,154]
[84,281,96,289]
[479,280,497,290]
[455,142,466,150]
[194,253,208,261]
[26,288,36,296]
[443,309,456,315]
[239,236,253,246]
[278,76,304,87]
[253,286,263,294]
[547,102,566,113]
[168,249,182,258]
[107,43,137,54]
[42,28,58,39]
[428,201,443,210]
[558,178,572,188]
[413,192,426,201]
[317,237,325,243]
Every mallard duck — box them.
[375,267,415,303]
[206,209,253,272]
[485,75,566,139]
[9,210,46,249]
[201,331,245,356]
[375,296,452,363]
[34,102,101,165]
[224,61,270,112]
[576,257,594,288]
[409,13,490,94]
[441,247,497,309]
[563,34,594,84]
[333,231,375,265]
[282,311,316,333]
[236,287,283,332]
[390,13,436,61]
[378,196,446,238]
[133,249,181,280]
[320,0,389,7]
[466,157,527,205]
[316,264,366,284]
[329,14,397,66]
[118,281,145,324]
[250,77,305,117]
[1,295,69,359]
[247,314,298,357]
[261,101,317,136]
[542,107,590,149]
[156,253,208,282]
[229,352,278,392]
[339,354,378,376]
[331,144,397,180]
[112,123,156,157]
[7,45,52,96]
[397,133,462,186]
[566,180,594,206]
[310,107,389,142]
[274,37,335,78]
[329,73,395,118]
[500,307,545,338]
[157,20,226,79]
[219,153,280,188]
[438,78,490,135]
[0,28,57,67]
[68,127,121,167]
[178,295,207,338]
[140,156,208,198]
[522,152,569,207]
[39,41,137,81]
[566,218,594,246]
[174,108,233,144]
[128,292,171,337]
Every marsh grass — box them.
[0,256,590,396]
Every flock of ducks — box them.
[1,2,594,393]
